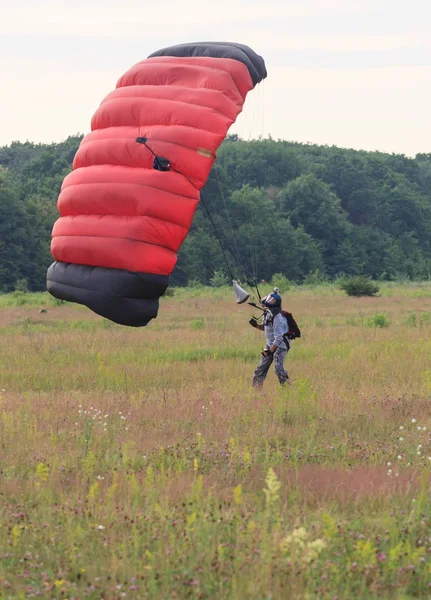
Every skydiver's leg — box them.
[252,353,273,388]
[274,348,291,385]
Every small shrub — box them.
[14,278,29,293]
[188,278,203,289]
[270,273,290,293]
[364,313,390,328]
[303,269,328,286]
[340,276,379,297]
[210,270,229,287]
[191,317,205,330]
[50,297,66,306]
[403,312,417,327]
[163,287,175,297]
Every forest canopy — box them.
[1,134,430,292]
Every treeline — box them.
[0,134,431,292]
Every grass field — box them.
[1,283,431,599]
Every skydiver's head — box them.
[261,289,282,313]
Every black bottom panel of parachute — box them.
[47,262,169,327]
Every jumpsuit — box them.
[252,310,291,387]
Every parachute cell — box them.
[47,42,267,326]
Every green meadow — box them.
[1,283,431,599]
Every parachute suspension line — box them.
[135,138,236,282]
[211,165,262,300]
[213,166,253,279]
[199,191,236,281]
[135,136,260,298]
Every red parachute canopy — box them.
[47,42,267,326]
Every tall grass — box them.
[1,286,431,598]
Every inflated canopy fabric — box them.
[47,41,267,326]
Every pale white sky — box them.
[1,0,430,156]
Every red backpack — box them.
[282,311,301,339]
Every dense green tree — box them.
[1,134,431,290]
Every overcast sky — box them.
[1,0,430,156]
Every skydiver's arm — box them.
[249,318,264,331]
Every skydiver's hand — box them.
[249,317,258,328]
[261,348,274,358]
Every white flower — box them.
[387,462,392,466]
[417,451,422,455]
[399,437,404,441]
[418,444,422,449]
[399,426,404,430]
[97,525,105,530]
[412,418,417,424]
[398,455,402,460]
[418,426,422,431]
[422,426,427,431]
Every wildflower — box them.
[97,525,105,530]
[398,455,402,460]
[412,418,417,423]
[399,437,404,441]
[418,426,422,431]
[387,462,391,466]
[399,426,404,430]
[418,444,422,449]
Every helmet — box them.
[261,292,282,308]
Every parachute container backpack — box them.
[47,42,267,326]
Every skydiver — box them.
[249,288,292,388]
